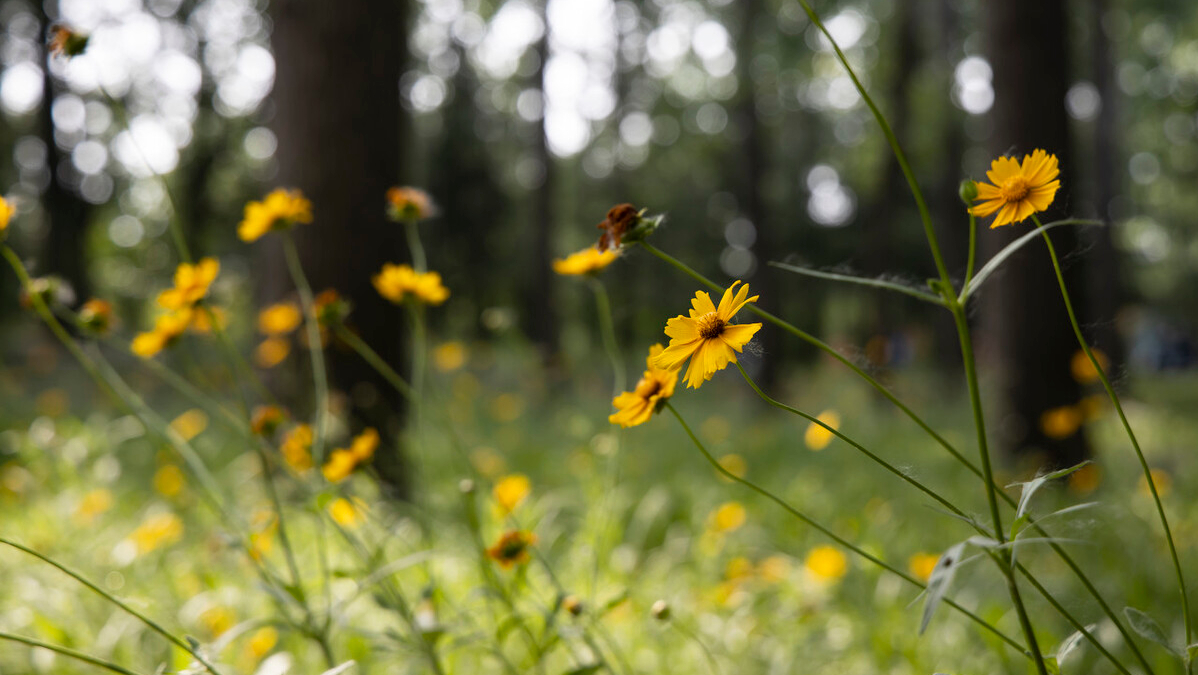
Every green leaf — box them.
[960,219,1101,303]
[1043,655,1060,675]
[1056,624,1096,665]
[564,666,602,675]
[769,261,946,305]
[1124,607,1179,656]
[1010,461,1092,521]
[920,542,966,634]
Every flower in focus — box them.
[386,186,434,221]
[77,298,114,334]
[609,344,677,428]
[0,196,12,236]
[969,149,1061,228]
[553,246,619,276]
[804,545,848,582]
[131,308,193,358]
[493,474,531,514]
[130,512,183,554]
[251,405,288,437]
[258,302,303,335]
[908,552,940,582]
[321,428,379,483]
[803,410,841,451]
[596,203,640,252]
[157,258,220,311]
[238,189,313,242]
[373,263,450,305]
[280,424,314,473]
[1070,348,1110,384]
[49,25,89,58]
[486,530,536,569]
[655,281,762,389]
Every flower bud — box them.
[651,599,670,621]
[958,179,978,205]
[561,595,584,617]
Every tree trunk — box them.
[524,1,558,355]
[981,0,1088,469]
[266,0,408,496]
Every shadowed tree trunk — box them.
[931,0,966,369]
[524,0,558,355]
[981,0,1088,469]
[265,0,408,497]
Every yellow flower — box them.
[152,465,185,497]
[553,246,619,276]
[251,405,287,436]
[0,195,11,236]
[74,489,114,524]
[1070,348,1110,384]
[238,188,313,242]
[328,497,367,528]
[130,512,183,554]
[757,555,790,584]
[710,501,747,533]
[433,341,467,371]
[348,428,379,462]
[322,450,356,483]
[170,409,208,441]
[188,306,226,334]
[1139,468,1172,498]
[908,552,940,583]
[804,545,848,582]
[78,298,114,334]
[157,258,220,310]
[486,530,536,569]
[970,149,1061,228]
[373,263,450,305]
[386,186,434,221]
[803,410,841,451]
[246,627,279,660]
[131,308,193,358]
[200,606,235,637]
[656,281,762,389]
[258,302,303,335]
[254,337,291,368]
[609,344,678,428]
[1040,405,1082,440]
[280,424,313,472]
[1067,463,1102,494]
[717,453,747,480]
[493,474,531,514]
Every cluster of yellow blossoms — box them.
[373,263,449,305]
[238,189,313,242]
[132,258,221,358]
[322,428,379,483]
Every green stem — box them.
[0,538,224,675]
[588,277,625,394]
[663,401,1030,658]
[671,622,721,675]
[282,233,330,465]
[405,219,427,273]
[1034,214,1192,652]
[964,212,979,289]
[587,275,625,602]
[0,631,147,675]
[333,324,416,400]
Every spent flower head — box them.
[238,189,313,242]
[77,298,114,335]
[49,25,89,58]
[250,405,288,437]
[969,149,1060,228]
[486,530,536,569]
[655,281,762,389]
[609,344,677,428]
[596,203,663,251]
[386,187,434,221]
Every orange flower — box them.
[386,187,434,221]
[486,530,536,569]
[970,149,1061,228]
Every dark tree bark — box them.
[265,0,408,496]
[523,1,558,355]
[931,0,966,369]
[981,0,1088,469]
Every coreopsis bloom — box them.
[709,501,747,533]
[609,344,677,428]
[803,410,841,451]
[77,298,114,334]
[321,428,379,483]
[131,308,193,358]
[553,246,619,276]
[153,465,185,497]
[486,530,536,569]
[0,195,12,237]
[279,424,313,472]
[347,427,379,462]
[328,497,367,528]
[250,405,287,437]
[170,409,208,441]
[188,306,227,334]
[157,258,220,310]
[804,545,848,582]
[1040,405,1082,440]
[493,474,531,514]
[254,337,290,368]
[74,489,114,524]
[969,149,1061,228]
[386,186,434,221]
[1070,348,1110,384]
[238,188,313,242]
[258,302,302,335]
[373,263,449,305]
[655,281,762,389]
[129,512,183,554]
[48,25,89,58]
[908,552,940,583]
[596,203,640,252]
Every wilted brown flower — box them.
[596,203,639,252]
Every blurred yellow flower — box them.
[1040,405,1082,440]
[725,556,755,581]
[328,497,367,528]
[970,149,1060,228]
[486,530,536,569]
[493,473,531,514]
[0,195,11,236]
[170,409,209,441]
[246,627,278,660]
[74,489,114,524]
[238,188,313,242]
[1070,348,1110,384]
[710,501,747,533]
[255,337,291,368]
[552,246,619,276]
[1068,463,1102,494]
[433,341,467,371]
[757,555,790,584]
[258,302,303,335]
[804,545,848,582]
[804,410,841,451]
[280,424,313,473]
[908,552,940,582]
[131,512,183,554]
[610,344,678,428]
[78,298,114,334]
[386,186,434,221]
[188,306,226,334]
[131,309,193,358]
[717,453,746,480]
[321,428,379,482]
[1139,468,1172,498]
[1079,394,1105,421]
[200,606,235,637]
[373,263,450,305]
[153,465,185,497]
[656,281,762,389]
[157,258,220,311]
[251,405,287,437]
[348,427,379,462]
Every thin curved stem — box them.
[0,631,146,675]
[964,212,979,290]
[333,324,416,400]
[663,401,1030,658]
[588,276,625,395]
[283,233,330,465]
[1034,214,1191,653]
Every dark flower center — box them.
[697,313,726,340]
